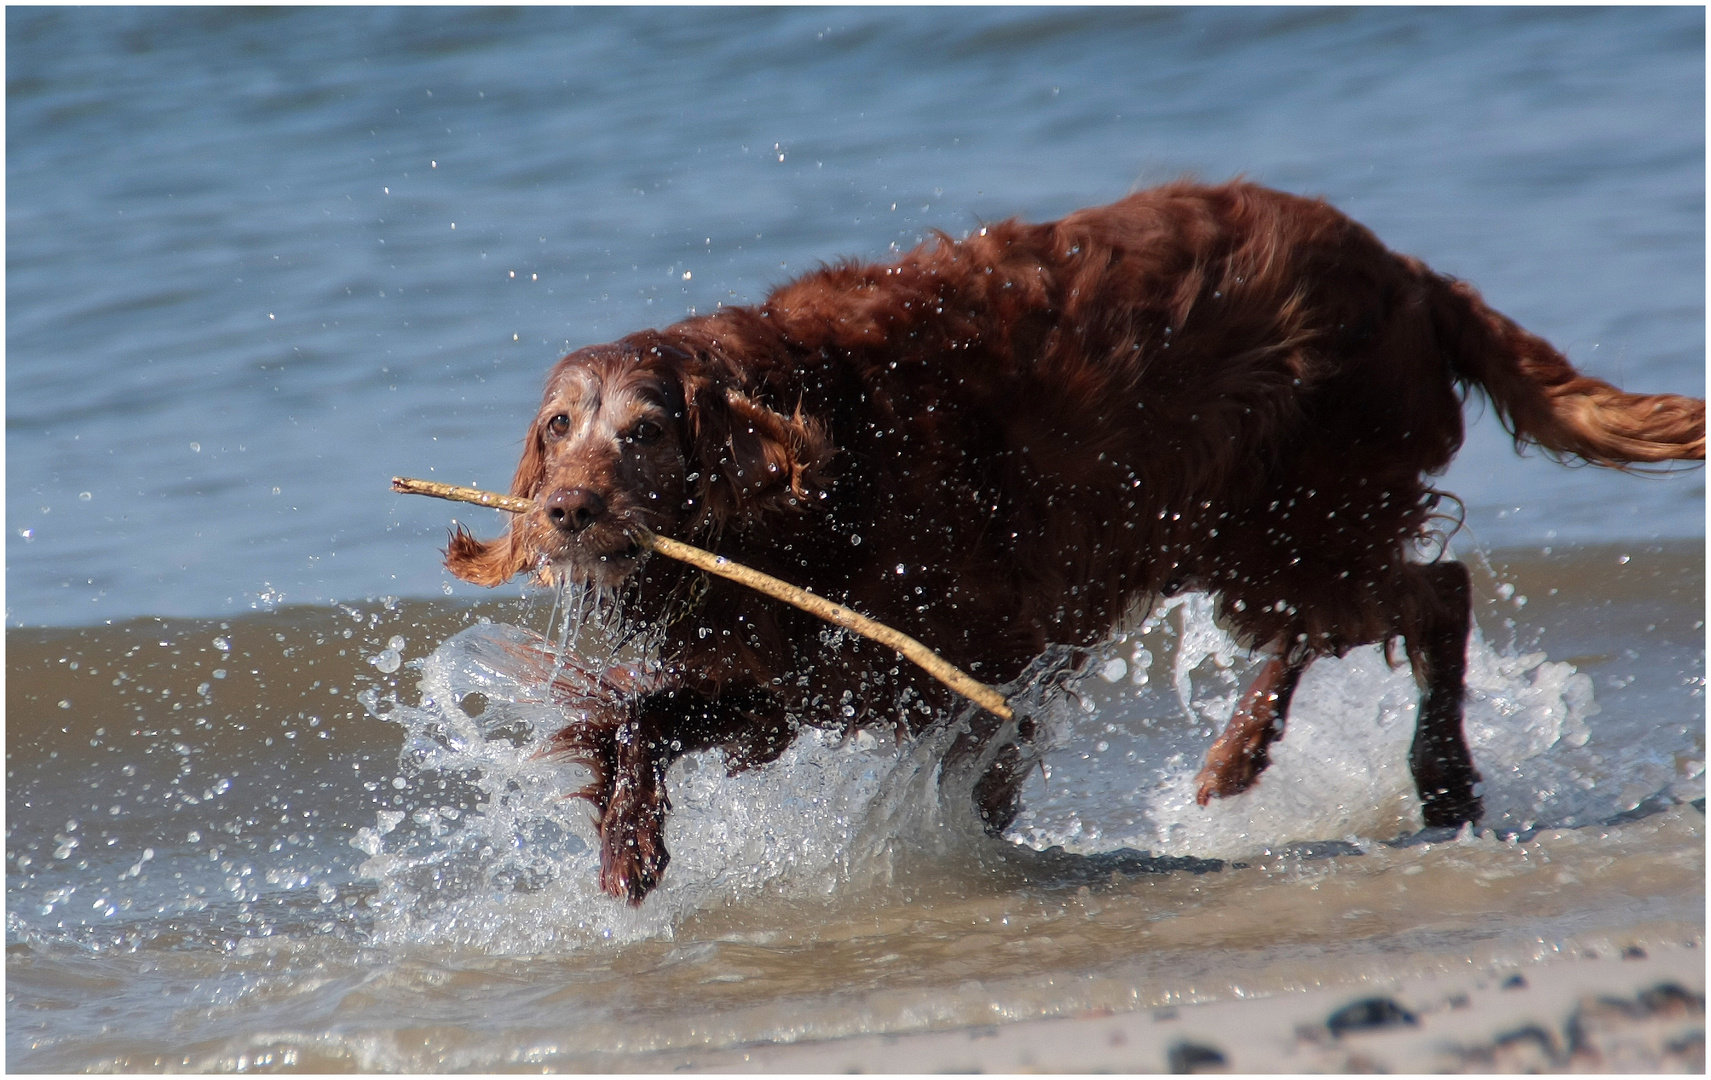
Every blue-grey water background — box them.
[7,7,1704,1071]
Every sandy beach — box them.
[661,938,1704,1073]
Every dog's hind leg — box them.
[1194,644,1311,805]
[1405,560,1482,827]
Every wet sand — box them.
[685,939,1704,1073]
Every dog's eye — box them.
[628,420,663,443]
[545,414,570,438]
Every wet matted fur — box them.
[447,180,1704,903]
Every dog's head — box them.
[446,330,833,589]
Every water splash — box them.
[354,616,1003,951]
[356,589,1620,950]
[541,575,657,678]
[1010,592,1611,859]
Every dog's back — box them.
[739,180,1700,662]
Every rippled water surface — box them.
[7,7,1703,1071]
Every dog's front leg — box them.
[546,694,676,905]
[583,685,792,904]
[597,711,673,904]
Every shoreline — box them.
[675,939,1704,1073]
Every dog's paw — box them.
[1193,736,1269,806]
[598,801,670,905]
[1418,784,1483,830]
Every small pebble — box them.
[1327,996,1418,1037]
[1167,1040,1227,1073]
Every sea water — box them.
[7,8,1702,1070]
[9,542,1701,1069]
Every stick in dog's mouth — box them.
[391,475,1013,720]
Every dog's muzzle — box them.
[545,487,607,534]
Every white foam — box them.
[356,621,987,950]
[358,592,1606,948]
[1009,594,1603,859]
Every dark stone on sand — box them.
[1483,1024,1561,1070]
[1326,996,1418,1037]
[1502,973,1528,990]
[1166,1040,1227,1073]
[1637,982,1704,1015]
[1566,981,1706,1067]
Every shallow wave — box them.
[352,580,1643,952]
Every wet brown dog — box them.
[446,180,1703,903]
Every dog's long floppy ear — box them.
[443,419,548,586]
[685,373,834,531]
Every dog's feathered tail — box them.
[1419,266,1704,465]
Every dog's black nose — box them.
[544,487,607,533]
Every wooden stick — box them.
[392,476,532,514]
[392,476,1013,720]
